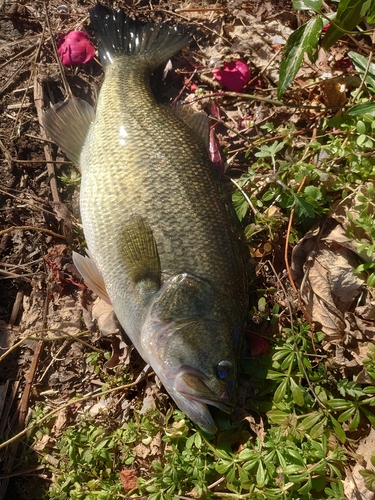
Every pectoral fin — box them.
[41,97,95,168]
[72,251,111,303]
[119,216,160,297]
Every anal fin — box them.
[73,251,111,304]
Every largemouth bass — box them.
[42,3,248,433]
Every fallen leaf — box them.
[119,469,138,493]
[291,220,365,341]
[343,428,375,500]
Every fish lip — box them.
[175,366,235,414]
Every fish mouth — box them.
[170,367,235,434]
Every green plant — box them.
[278,0,375,97]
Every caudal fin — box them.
[89,4,191,69]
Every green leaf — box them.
[338,406,355,422]
[256,461,266,488]
[238,448,257,461]
[267,410,289,424]
[361,407,375,427]
[278,16,323,98]
[301,412,324,431]
[322,0,366,50]
[290,378,305,406]
[232,191,249,221]
[304,185,322,200]
[310,417,326,439]
[329,415,346,444]
[349,408,361,432]
[292,195,316,218]
[361,0,375,19]
[216,461,232,474]
[326,398,352,410]
[293,0,322,11]
[273,377,288,403]
[348,51,375,90]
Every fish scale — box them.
[81,65,241,286]
[42,3,248,434]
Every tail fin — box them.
[89,4,191,69]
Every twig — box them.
[175,7,228,12]
[0,189,58,217]
[11,28,45,138]
[9,291,24,326]
[230,178,258,216]
[0,329,99,364]
[0,375,151,451]
[0,226,65,240]
[188,90,350,110]
[0,44,39,71]
[7,158,73,164]
[43,1,71,98]
[33,75,61,206]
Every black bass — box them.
[42,3,248,433]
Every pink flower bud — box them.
[58,30,95,66]
[213,60,251,93]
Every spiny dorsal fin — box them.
[41,97,95,168]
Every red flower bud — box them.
[58,30,95,66]
[213,60,251,93]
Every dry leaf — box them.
[119,469,138,493]
[343,428,375,500]
[291,220,364,341]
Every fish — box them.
[41,3,248,434]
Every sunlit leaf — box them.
[293,0,322,11]
[329,415,346,443]
[348,51,375,90]
[322,0,366,50]
[273,377,288,403]
[290,378,305,406]
[278,16,323,98]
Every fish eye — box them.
[216,359,232,380]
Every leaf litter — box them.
[0,0,375,498]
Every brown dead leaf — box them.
[119,469,138,493]
[291,220,364,341]
[344,428,375,500]
[33,433,54,452]
[91,298,120,337]
[51,408,68,436]
[104,335,126,369]
[134,443,150,459]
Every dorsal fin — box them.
[41,97,95,168]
